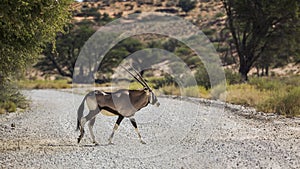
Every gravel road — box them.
[1,89,299,168]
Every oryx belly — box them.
[100,109,118,116]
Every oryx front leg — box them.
[130,117,146,144]
[108,115,124,144]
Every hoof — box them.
[140,140,146,144]
[77,138,81,144]
[93,141,99,146]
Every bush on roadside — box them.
[220,83,270,106]
[210,82,226,100]
[274,87,300,117]
[160,84,181,96]
[183,86,210,98]
[249,77,283,91]
[0,81,28,113]
[18,80,71,89]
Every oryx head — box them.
[122,65,160,107]
[148,89,160,107]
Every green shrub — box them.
[0,108,5,114]
[249,77,283,91]
[183,86,210,98]
[214,12,225,18]
[160,84,181,96]
[211,83,226,100]
[225,69,242,85]
[275,87,300,117]
[2,101,17,112]
[195,66,210,89]
[220,84,270,106]
[0,81,28,113]
[183,86,199,97]
[149,75,175,89]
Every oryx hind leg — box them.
[77,108,99,144]
[108,115,124,144]
[130,117,146,144]
[88,117,99,145]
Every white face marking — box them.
[149,92,160,107]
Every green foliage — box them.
[210,83,226,100]
[149,75,175,89]
[249,77,283,91]
[160,84,181,96]
[0,0,72,79]
[220,84,270,106]
[1,101,17,113]
[222,0,300,80]
[0,0,72,111]
[275,87,300,117]
[0,82,28,113]
[195,66,210,89]
[100,38,144,73]
[178,0,196,14]
[225,69,241,85]
[36,21,96,77]
[222,76,300,117]
[183,86,210,98]
[162,39,179,52]
[247,76,300,117]
[214,12,225,18]
[95,12,113,25]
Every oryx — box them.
[76,66,160,145]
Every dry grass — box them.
[18,80,71,89]
[220,84,271,107]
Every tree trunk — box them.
[265,65,269,76]
[239,62,250,82]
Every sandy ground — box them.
[0,89,299,168]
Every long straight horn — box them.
[120,65,147,88]
[128,65,151,90]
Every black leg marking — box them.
[116,115,124,126]
[130,118,146,144]
[130,118,138,128]
[108,115,124,144]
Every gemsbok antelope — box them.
[76,66,160,145]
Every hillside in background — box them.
[26,0,300,81]
[60,0,298,78]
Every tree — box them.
[0,0,72,111]
[0,0,72,80]
[99,37,145,74]
[178,0,196,15]
[222,0,300,81]
[36,21,96,78]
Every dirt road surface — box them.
[1,90,299,168]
